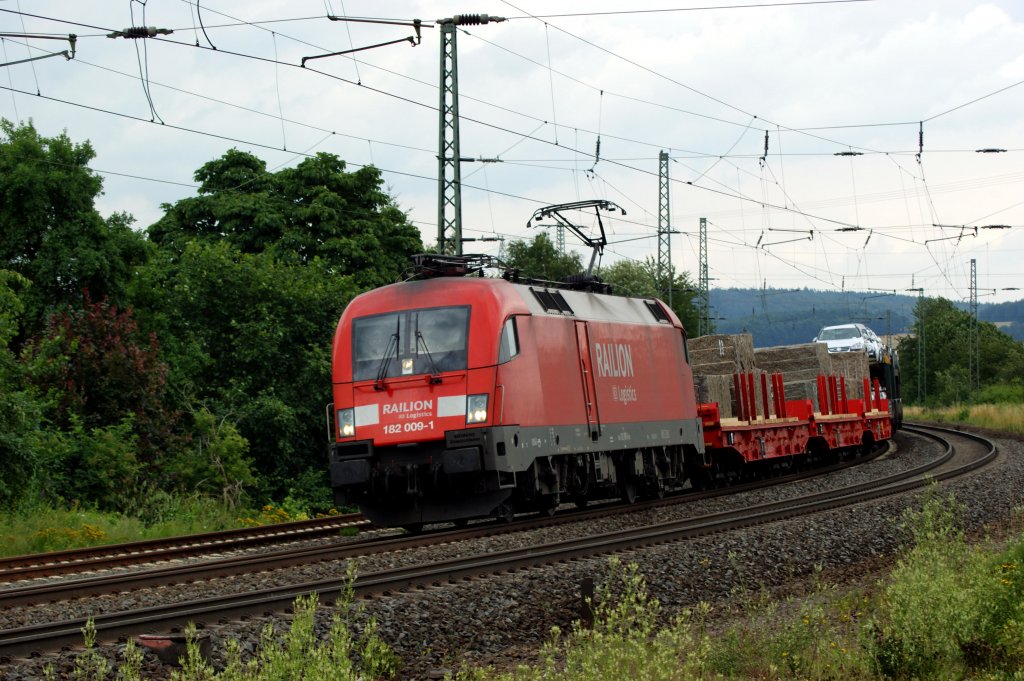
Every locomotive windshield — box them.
[351,306,470,381]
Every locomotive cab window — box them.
[351,306,470,382]
[498,317,520,364]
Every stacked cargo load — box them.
[827,351,870,400]
[689,333,757,418]
[752,342,832,413]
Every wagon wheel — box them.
[495,501,515,524]
[540,492,561,517]
[620,478,638,504]
[402,523,423,535]
[651,477,666,499]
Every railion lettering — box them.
[593,343,635,378]
[382,399,434,415]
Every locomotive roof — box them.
[344,276,680,328]
[508,281,678,327]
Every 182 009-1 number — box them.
[383,421,434,435]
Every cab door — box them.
[574,321,600,439]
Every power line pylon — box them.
[436,14,504,255]
[657,151,672,307]
[698,217,710,336]
[969,258,979,391]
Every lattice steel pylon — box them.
[436,20,462,255]
[969,258,979,391]
[698,217,710,336]
[657,151,672,307]
[436,14,505,255]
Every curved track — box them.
[0,513,367,583]
[0,424,996,660]
[0,440,890,606]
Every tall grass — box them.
[905,402,1024,434]
[0,496,244,557]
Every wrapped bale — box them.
[828,351,870,393]
[692,373,736,418]
[781,379,821,412]
[753,342,831,382]
[690,333,757,420]
[688,333,756,375]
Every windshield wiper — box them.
[414,313,442,384]
[375,316,400,390]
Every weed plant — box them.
[454,556,713,681]
[45,563,398,680]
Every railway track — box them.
[0,513,368,583]
[0,439,889,607]
[0,424,995,661]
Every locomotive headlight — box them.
[466,393,489,424]
[336,408,355,438]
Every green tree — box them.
[504,233,583,281]
[129,241,359,500]
[141,149,422,501]
[898,296,1024,405]
[148,149,421,289]
[599,258,700,334]
[0,120,149,329]
[22,293,176,460]
[0,270,45,508]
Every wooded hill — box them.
[710,288,1024,346]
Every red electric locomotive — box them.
[328,254,707,529]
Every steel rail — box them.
[0,513,367,581]
[0,425,994,661]
[0,441,891,607]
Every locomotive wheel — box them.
[573,495,589,509]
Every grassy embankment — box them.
[905,402,1024,434]
[0,500,313,558]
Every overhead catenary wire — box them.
[4,27,1007,254]
[3,4,1021,300]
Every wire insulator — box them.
[108,26,173,39]
[451,14,505,25]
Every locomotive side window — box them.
[351,306,470,381]
[498,317,520,363]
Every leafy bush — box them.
[164,407,254,508]
[38,416,141,512]
[973,382,1024,405]
[865,491,1024,678]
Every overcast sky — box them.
[3,1,1023,303]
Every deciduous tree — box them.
[0,120,149,329]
